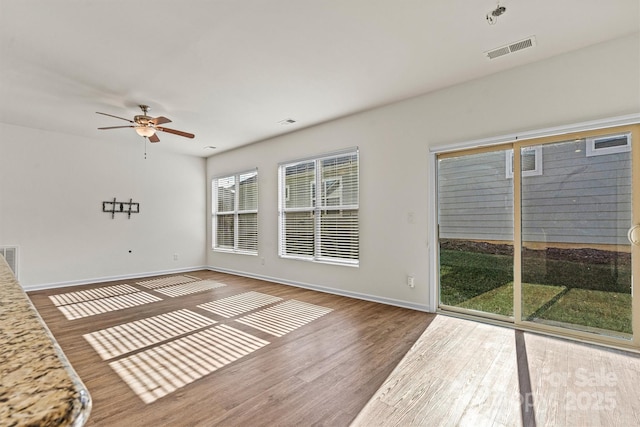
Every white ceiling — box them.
[1,0,638,157]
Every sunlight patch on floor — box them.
[197,291,283,318]
[56,292,162,320]
[136,275,198,289]
[109,325,269,404]
[235,300,333,337]
[49,284,140,306]
[152,280,227,297]
[83,309,217,360]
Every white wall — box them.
[0,124,206,289]
[206,33,640,311]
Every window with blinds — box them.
[212,170,258,254]
[279,149,359,265]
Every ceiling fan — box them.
[96,105,195,142]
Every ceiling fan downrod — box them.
[139,105,150,116]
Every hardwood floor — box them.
[28,271,640,426]
[28,270,433,426]
[352,315,640,427]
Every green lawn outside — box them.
[440,248,632,335]
[458,282,566,318]
[537,288,632,335]
[439,250,513,306]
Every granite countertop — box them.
[0,257,91,426]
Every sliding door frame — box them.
[436,143,515,322]
[429,115,640,352]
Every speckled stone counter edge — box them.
[0,256,91,426]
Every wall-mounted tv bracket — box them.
[103,198,139,219]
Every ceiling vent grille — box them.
[0,246,18,278]
[486,36,536,59]
[278,118,297,125]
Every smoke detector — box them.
[486,5,507,25]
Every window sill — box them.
[212,248,258,256]
[279,254,359,268]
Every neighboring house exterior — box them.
[438,133,632,248]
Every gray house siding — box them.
[522,140,631,245]
[438,150,514,241]
[438,138,632,246]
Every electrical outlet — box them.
[407,276,415,288]
[173,253,179,261]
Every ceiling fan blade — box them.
[149,133,160,143]
[96,112,134,123]
[157,126,195,139]
[150,116,171,125]
[98,125,135,130]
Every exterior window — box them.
[279,149,359,265]
[322,177,342,206]
[309,178,342,208]
[212,170,258,254]
[586,133,631,157]
[506,146,542,178]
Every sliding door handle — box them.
[628,224,640,246]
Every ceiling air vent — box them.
[278,118,297,125]
[486,36,536,59]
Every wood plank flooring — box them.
[28,270,433,426]
[28,271,640,426]
[352,315,640,427]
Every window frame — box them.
[586,132,631,157]
[322,176,343,207]
[278,148,359,266]
[310,178,343,210]
[506,145,542,178]
[212,169,258,255]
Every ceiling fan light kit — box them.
[135,126,156,137]
[97,104,195,143]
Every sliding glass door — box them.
[436,124,639,348]
[519,133,634,339]
[438,147,514,319]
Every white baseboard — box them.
[25,265,434,313]
[23,266,208,292]
[207,266,432,313]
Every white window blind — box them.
[212,170,258,254]
[279,149,359,265]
